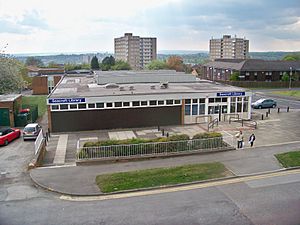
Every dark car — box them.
[251,99,277,109]
[0,127,21,146]
[23,123,42,140]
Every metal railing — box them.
[229,118,257,129]
[77,137,234,161]
[34,130,44,155]
[207,118,219,131]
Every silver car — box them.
[23,123,42,140]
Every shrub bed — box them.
[78,133,224,159]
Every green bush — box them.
[192,132,222,139]
[77,149,88,159]
[167,134,190,141]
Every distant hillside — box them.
[13,51,299,66]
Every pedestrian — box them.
[249,133,256,147]
[235,130,244,149]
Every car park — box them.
[23,123,42,140]
[0,127,21,146]
[251,98,277,109]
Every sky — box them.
[0,0,300,54]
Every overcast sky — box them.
[0,0,299,54]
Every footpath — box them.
[30,141,300,196]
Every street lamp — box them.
[289,67,292,90]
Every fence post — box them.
[47,128,51,138]
[278,108,280,113]
[266,112,269,118]
[268,108,270,114]
[157,125,160,131]
[287,106,290,112]
[162,129,165,136]
[261,114,264,120]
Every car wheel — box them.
[258,105,262,109]
[272,104,276,108]
[4,140,9,146]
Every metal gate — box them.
[0,108,10,126]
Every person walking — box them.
[235,130,244,149]
[249,133,256,147]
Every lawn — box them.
[275,151,300,168]
[22,95,47,117]
[271,90,300,99]
[96,162,231,193]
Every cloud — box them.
[0,18,30,34]
[19,10,48,29]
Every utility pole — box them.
[289,67,292,90]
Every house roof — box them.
[203,59,300,71]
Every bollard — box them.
[266,112,268,118]
[48,128,51,138]
[261,114,264,120]
[242,119,244,127]
[157,125,160,131]
[278,108,280,113]
[268,108,270,114]
[162,129,165,136]
[287,106,290,112]
[166,132,169,138]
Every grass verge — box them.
[22,95,47,117]
[275,151,300,168]
[96,162,231,193]
[271,90,300,99]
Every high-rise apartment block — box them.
[114,33,157,70]
[209,35,249,60]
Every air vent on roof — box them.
[119,86,125,91]
[105,83,119,89]
[160,82,169,89]
[129,86,134,91]
[150,85,156,89]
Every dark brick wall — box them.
[51,106,182,132]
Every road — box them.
[1,168,300,225]
[252,88,300,109]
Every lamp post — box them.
[289,67,292,90]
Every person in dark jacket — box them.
[249,134,256,147]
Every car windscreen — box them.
[255,99,265,104]
[24,127,35,132]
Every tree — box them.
[90,56,100,70]
[101,56,115,71]
[25,56,44,67]
[111,60,131,70]
[229,72,239,81]
[146,60,168,70]
[0,57,24,94]
[166,56,184,72]
[282,53,300,61]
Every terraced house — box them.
[202,59,300,81]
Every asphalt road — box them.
[252,89,300,109]
[1,170,300,225]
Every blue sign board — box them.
[48,98,86,104]
[217,92,245,97]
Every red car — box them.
[0,127,21,146]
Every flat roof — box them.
[0,94,21,102]
[49,75,247,99]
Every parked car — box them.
[0,127,21,146]
[23,123,42,140]
[251,99,277,109]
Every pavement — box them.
[30,141,300,195]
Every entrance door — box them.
[0,108,10,126]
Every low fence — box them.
[34,130,44,155]
[229,118,257,129]
[76,137,235,161]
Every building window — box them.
[60,104,68,110]
[141,101,147,106]
[166,100,173,105]
[70,104,77,109]
[114,102,122,107]
[192,105,198,115]
[199,104,205,114]
[222,105,227,113]
[78,103,87,109]
[185,99,191,104]
[133,101,140,107]
[149,100,157,106]
[192,99,198,103]
[185,105,191,115]
[174,100,181,104]
[106,103,113,108]
[215,98,221,103]
[222,98,227,102]
[209,98,214,103]
[51,105,59,110]
[96,103,104,108]
[230,103,236,113]
[158,100,164,105]
[88,103,95,109]
[123,102,130,107]
[199,98,205,104]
